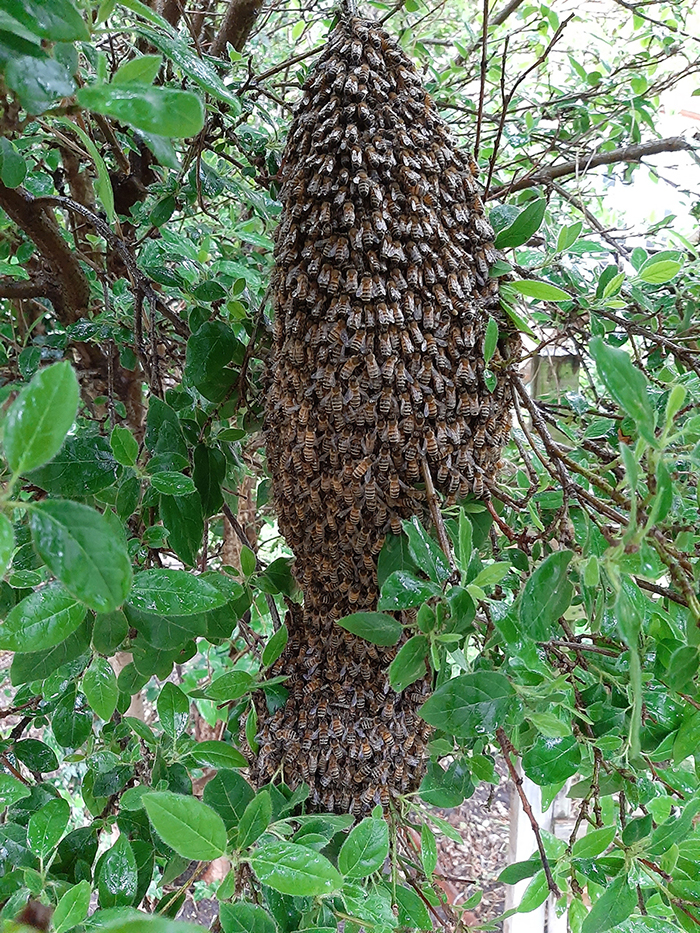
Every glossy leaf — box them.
[83,657,118,721]
[248,841,343,896]
[97,833,138,908]
[219,902,276,933]
[30,500,133,613]
[336,611,403,646]
[236,791,272,849]
[590,337,656,445]
[522,735,581,786]
[338,816,389,878]
[27,797,70,858]
[377,571,440,610]
[420,672,515,737]
[3,361,79,473]
[0,582,86,652]
[144,791,227,860]
[581,874,636,933]
[157,681,190,738]
[519,550,573,641]
[53,879,91,933]
[494,198,546,248]
[128,569,227,615]
[388,635,428,692]
[188,741,247,770]
[77,83,204,137]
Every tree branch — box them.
[488,136,694,198]
[497,727,561,898]
[210,0,265,57]
[0,181,90,321]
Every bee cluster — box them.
[258,15,516,813]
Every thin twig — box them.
[474,0,489,161]
[497,728,561,897]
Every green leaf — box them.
[10,616,91,685]
[637,258,682,284]
[30,499,133,613]
[336,612,403,646]
[2,0,89,41]
[509,280,571,302]
[52,691,92,748]
[402,517,451,584]
[248,841,343,896]
[236,791,272,849]
[97,833,138,908]
[219,902,276,933]
[522,735,581,786]
[144,791,227,860]
[55,116,115,221]
[518,870,549,912]
[203,770,255,830]
[0,582,86,652]
[27,433,119,497]
[83,657,118,721]
[151,471,196,496]
[590,337,656,445]
[262,624,288,668]
[0,513,13,578]
[113,52,162,84]
[394,884,432,930]
[52,879,91,933]
[185,321,238,403]
[205,670,255,702]
[557,221,583,251]
[161,491,203,566]
[520,550,573,641]
[27,797,70,858]
[388,635,428,692]
[157,681,190,739]
[0,773,31,809]
[5,55,76,113]
[77,83,204,137]
[419,672,515,738]
[494,198,546,249]
[13,738,59,772]
[136,27,242,109]
[673,709,700,764]
[0,137,26,187]
[571,825,616,859]
[188,741,247,770]
[110,425,140,466]
[3,361,79,473]
[338,816,389,878]
[378,571,440,610]
[420,823,438,876]
[483,317,499,364]
[581,874,635,933]
[128,568,227,615]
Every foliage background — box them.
[0,0,699,931]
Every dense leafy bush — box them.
[0,0,699,931]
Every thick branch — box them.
[488,136,693,198]
[210,0,264,57]
[0,181,90,321]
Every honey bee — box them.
[327,267,341,295]
[357,274,372,301]
[386,419,400,445]
[330,715,343,739]
[360,784,378,807]
[360,479,375,513]
[365,352,380,380]
[389,474,400,499]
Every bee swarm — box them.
[258,15,517,815]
